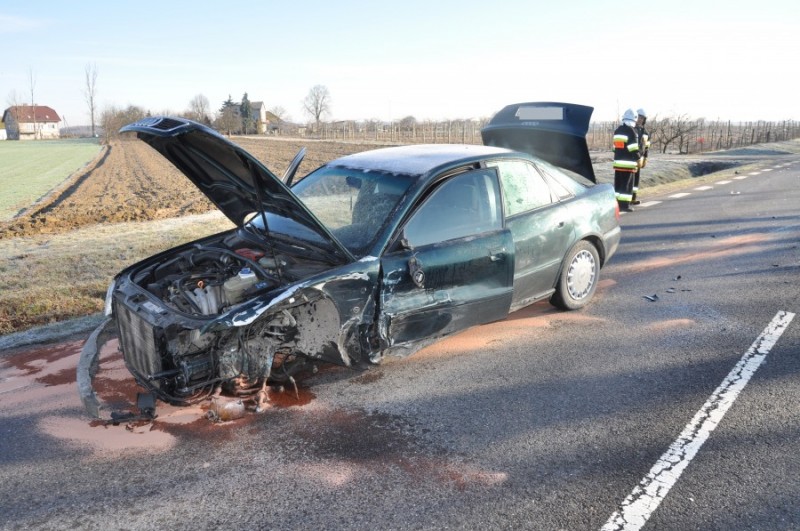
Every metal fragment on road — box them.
[643,294,659,302]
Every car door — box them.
[378,168,514,347]
[488,159,575,310]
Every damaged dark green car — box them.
[78,102,620,417]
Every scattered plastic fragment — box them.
[644,294,659,302]
[665,288,676,293]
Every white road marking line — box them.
[668,192,691,199]
[748,172,761,176]
[762,168,773,172]
[602,311,796,531]
[694,186,713,191]
[716,180,732,184]
[733,176,748,180]
[639,201,661,207]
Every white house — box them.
[249,101,285,134]
[2,105,61,140]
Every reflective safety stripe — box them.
[616,192,633,201]
[614,160,638,170]
[613,134,628,148]
[633,186,639,192]
[627,143,640,152]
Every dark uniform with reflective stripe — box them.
[613,123,640,211]
[633,122,650,204]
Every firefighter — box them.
[613,109,641,211]
[632,108,650,205]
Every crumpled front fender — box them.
[76,317,116,418]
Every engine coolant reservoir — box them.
[224,267,258,305]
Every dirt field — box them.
[0,136,392,239]
[4,133,798,240]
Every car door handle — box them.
[489,248,506,262]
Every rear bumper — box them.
[603,225,621,264]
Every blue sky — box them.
[1,0,797,127]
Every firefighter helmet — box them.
[622,109,636,122]
[637,108,647,118]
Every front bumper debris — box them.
[76,317,116,418]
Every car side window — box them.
[488,160,552,217]
[403,169,502,248]
[535,162,575,201]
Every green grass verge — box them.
[0,138,102,221]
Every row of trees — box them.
[12,63,795,152]
[7,64,331,140]
[586,116,800,154]
[304,114,800,155]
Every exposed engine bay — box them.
[109,230,343,410]
[135,241,284,318]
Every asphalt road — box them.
[1,155,798,531]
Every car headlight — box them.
[103,280,116,316]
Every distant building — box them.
[0,118,6,141]
[248,101,284,134]
[2,105,62,140]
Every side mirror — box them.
[408,255,425,289]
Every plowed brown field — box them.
[0,136,390,239]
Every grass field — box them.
[0,138,102,221]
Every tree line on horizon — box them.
[8,64,799,154]
[39,62,795,155]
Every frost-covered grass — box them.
[0,138,102,221]
[0,210,233,335]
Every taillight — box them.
[614,201,620,220]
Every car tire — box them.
[550,240,599,311]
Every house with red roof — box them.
[2,105,61,140]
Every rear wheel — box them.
[550,240,599,310]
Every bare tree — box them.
[28,68,37,139]
[302,84,331,132]
[5,90,23,139]
[269,105,288,121]
[187,94,210,124]
[656,114,700,154]
[84,63,99,137]
[399,115,417,140]
[99,104,147,142]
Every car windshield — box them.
[289,165,415,256]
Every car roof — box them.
[326,144,515,176]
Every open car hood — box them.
[481,102,596,183]
[120,117,354,262]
